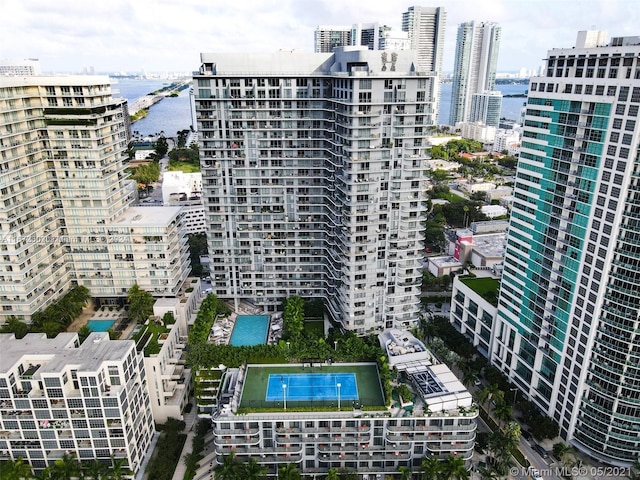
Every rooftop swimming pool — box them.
[229,315,270,346]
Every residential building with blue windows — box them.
[491,31,640,466]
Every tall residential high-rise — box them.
[194,47,433,334]
[402,6,446,122]
[449,21,501,125]
[401,6,446,74]
[0,58,42,76]
[493,31,640,466]
[314,23,392,53]
[314,26,352,53]
[0,75,191,323]
[0,332,155,475]
[469,90,503,127]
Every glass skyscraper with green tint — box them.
[493,31,640,465]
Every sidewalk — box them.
[171,404,199,480]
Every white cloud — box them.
[0,0,637,73]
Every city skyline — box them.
[1,0,637,75]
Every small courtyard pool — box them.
[229,315,270,346]
[87,320,116,332]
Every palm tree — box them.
[398,465,413,480]
[628,458,640,480]
[109,457,131,480]
[277,463,301,480]
[82,459,107,480]
[441,455,469,480]
[476,466,500,480]
[325,468,340,480]
[215,453,242,480]
[420,456,442,480]
[492,400,513,426]
[243,458,267,480]
[2,456,33,480]
[461,368,481,389]
[552,442,577,470]
[50,453,81,480]
[475,384,504,415]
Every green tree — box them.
[277,463,301,480]
[552,442,577,469]
[82,459,108,480]
[109,456,132,480]
[326,468,340,480]
[477,466,500,480]
[50,453,81,480]
[131,162,160,186]
[530,415,559,441]
[154,136,169,158]
[398,465,413,480]
[214,453,242,480]
[77,324,92,344]
[0,316,30,339]
[1,456,33,480]
[283,295,305,339]
[127,284,154,324]
[476,384,504,410]
[493,400,513,426]
[441,455,469,480]
[628,458,640,480]
[243,458,267,480]
[420,456,442,480]
[177,129,190,149]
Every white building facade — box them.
[493,32,640,465]
[469,90,503,127]
[0,332,154,476]
[449,21,501,125]
[194,48,437,334]
[0,75,192,323]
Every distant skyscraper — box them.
[469,90,502,127]
[314,23,393,52]
[0,58,41,76]
[402,6,446,123]
[194,48,434,334]
[449,21,501,125]
[401,6,447,74]
[314,25,352,53]
[494,31,640,466]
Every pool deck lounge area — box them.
[208,301,283,345]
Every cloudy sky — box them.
[1,0,636,75]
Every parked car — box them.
[533,444,549,458]
[528,467,544,480]
[521,430,532,441]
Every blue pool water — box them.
[229,315,270,346]
[87,320,116,332]
[266,373,358,402]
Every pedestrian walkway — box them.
[172,403,199,480]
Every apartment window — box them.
[618,86,630,101]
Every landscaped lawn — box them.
[460,276,500,306]
[168,160,200,172]
[303,320,324,338]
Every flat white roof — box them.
[112,206,182,226]
[0,332,133,375]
